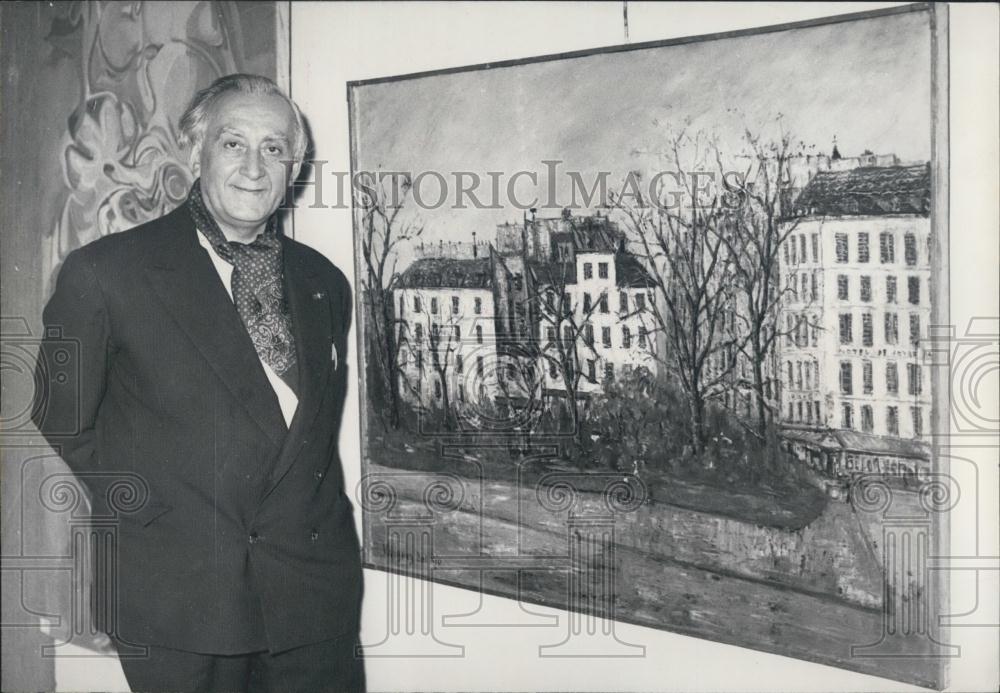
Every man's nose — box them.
[241,149,265,179]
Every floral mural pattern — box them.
[7,2,281,670]
[43,1,276,292]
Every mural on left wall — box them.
[43,0,281,293]
[0,5,283,687]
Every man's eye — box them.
[265,145,284,156]
[223,140,244,150]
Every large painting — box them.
[348,5,949,686]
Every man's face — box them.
[193,91,299,241]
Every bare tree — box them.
[357,173,422,430]
[613,128,742,455]
[411,293,464,429]
[718,124,808,439]
[397,291,465,426]
[529,261,606,444]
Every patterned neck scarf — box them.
[187,179,298,394]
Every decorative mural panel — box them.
[42,0,281,292]
[0,3,285,689]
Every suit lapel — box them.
[143,205,287,449]
[262,240,333,496]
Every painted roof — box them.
[834,430,930,460]
[782,426,930,460]
[615,254,657,288]
[792,164,930,217]
[528,260,577,286]
[397,257,493,289]
[527,254,655,289]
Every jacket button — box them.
[310,529,319,541]
[249,532,261,544]
[314,470,324,479]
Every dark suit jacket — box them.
[32,202,361,654]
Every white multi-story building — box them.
[534,248,658,396]
[779,163,932,455]
[394,256,498,409]
[393,210,658,414]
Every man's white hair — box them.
[178,73,307,161]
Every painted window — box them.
[862,313,873,347]
[907,363,922,395]
[861,405,874,433]
[880,232,895,264]
[841,403,853,429]
[839,313,853,344]
[839,361,853,394]
[837,275,849,300]
[857,232,870,263]
[885,312,898,345]
[835,233,849,263]
[887,406,899,436]
[904,233,917,266]
[886,361,899,394]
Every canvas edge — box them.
[929,2,950,690]
[345,81,378,558]
[354,561,945,689]
[343,2,932,88]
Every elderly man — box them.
[33,74,363,692]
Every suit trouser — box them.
[115,633,365,693]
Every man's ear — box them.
[188,142,202,177]
[289,160,302,184]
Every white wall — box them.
[290,3,999,691]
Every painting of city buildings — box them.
[349,5,946,686]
